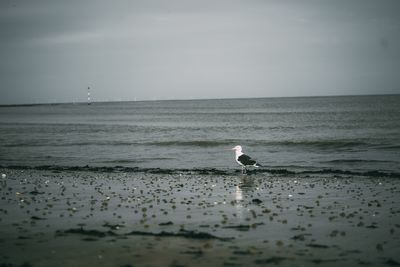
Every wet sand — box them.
[0,168,399,267]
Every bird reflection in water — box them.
[234,176,256,216]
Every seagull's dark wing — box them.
[238,154,256,166]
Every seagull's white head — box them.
[231,145,242,153]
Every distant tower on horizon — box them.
[87,86,91,105]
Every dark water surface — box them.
[1,95,399,173]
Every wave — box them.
[144,139,374,150]
[145,140,234,147]
[1,165,399,178]
[2,138,396,151]
[374,144,400,150]
[323,159,395,163]
[3,141,138,147]
[259,140,368,149]
[101,158,174,164]
[2,140,235,148]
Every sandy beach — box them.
[0,167,399,267]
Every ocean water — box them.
[0,95,399,174]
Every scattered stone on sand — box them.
[0,167,399,267]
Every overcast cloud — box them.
[1,0,399,104]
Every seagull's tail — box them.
[254,163,262,168]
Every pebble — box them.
[1,167,399,267]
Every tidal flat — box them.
[0,168,399,267]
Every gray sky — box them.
[1,0,400,104]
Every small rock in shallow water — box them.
[159,221,174,226]
[252,198,262,204]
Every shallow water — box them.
[1,95,399,173]
[0,168,399,267]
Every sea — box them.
[0,95,399,175]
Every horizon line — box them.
[0,92,399,107]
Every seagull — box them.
[231,145,261,174]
